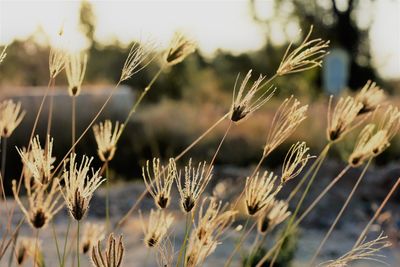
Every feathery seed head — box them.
[120,40,156,82]
[355,80,385,115]
[93,120,124,162]
[142,158,177,209]
[12,178,63,229]
[156,238,174,267]
[263,96,308,157]
[320,233,391,267]
[165,33,196,66]
[15,237,40,265]
[257,199,291,234]
[81,222,105,254]
[49,44,67,79]
[60,153,104,221]
[140,209,174,248]
[0,46,7,64]
[245,171,280,216]
[91,233,124,267]
[230,70,275,122]
[0,99,26,138]
[281,141,312,184]
[327,96,363,142]
[65,52,87,96]
[175,159,213,213]
[17,135,55,185]
[277,26,329,76]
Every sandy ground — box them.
[1,178,399,267]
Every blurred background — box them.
[0,0,399,179]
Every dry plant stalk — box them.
[230,70,274,122]
[59,153,104,221]
[91,233,124,267]
[142,158,177,209]
[245,171,280,216]
[165,33,196,66]
[93,120,124,162]
[65,52,88,96]
[175,159,213,213]
[276,26,329,76]
[257,199,291,234]
[81,222,105,254]
[0,45,7,64]
[140,209,174,248]
[319,234,391,267]
[0,99,26,138]
[17,135,55,185]
[263,96,308,157]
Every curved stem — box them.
[353,177,400,249]
[309,158,372,266]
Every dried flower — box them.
[349,106,400,167]
[277,26,329,76]
[245,171,280,216]
[319,233,391,267]
[0,99,26,138]
[120,40,156,82]
[175,159,213,213]
[65,52,87,96]
[142,158,177,209]
[263,96,308,157]
[81,222,105,254]
[185,232,217,267]
[257,199,291,234]
[15,237,39,265]
[49,45,67,79]
[327,96,363,142]
[91,233,124,267]
[156,237,175,267]
[140,209,174,248]
[0,45,7,64]
[93,120,124,162]
[17,135,55,185]
[165,33,196,66]
[281,142,312,184]
[230,70,275,122]
[12,178,63,229]
[60,154,104,221]
[355,80,385,115]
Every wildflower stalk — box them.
[77,221,81,267]
[51,222,62,266]
[45,78,56,140]
[105,161,110,230]
[61,219,71,267]
[176,212,192,267]
[0,138,8,206]
[310,158,372,265]
[265,143,331,267]
[224,218,256,267]
[33,229,39,267]
[72,96,76,152]
[353,177,400,249]
[206,121,232,176]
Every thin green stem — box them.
[176,212,192,267]
[33,229,39,267]
[309,158,372,266]
[105,161,110,230]
[52,222,62,266]
[77,220,80,267]
[224,218,253,267]
[61,218,71,267]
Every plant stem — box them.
[0,137,8,207]
[309,158,372,265]
[176,212,192,267]
[105,161,110,230]
[52,221,62,266]
[33,229,39,267]
[77,220,80,267]
[72,96,76,153]
[225,218,254,267]
[61,218,71,267]
[353,177,400,248]
[267,143,331,267]
[46,78,56,139]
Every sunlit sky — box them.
[0,0,399,78]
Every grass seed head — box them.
[91,233,124,267]
[0,45,7,64]
[81,222,105,254]
[281,141,312,184]
[165,33,196,66]
[65,52,87,96]
[0,99,26,138]
[140,209,174,248]
[257,199,291,234]
[355,80,385,115]
[93,120,124,162]
[15,237,40,265]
